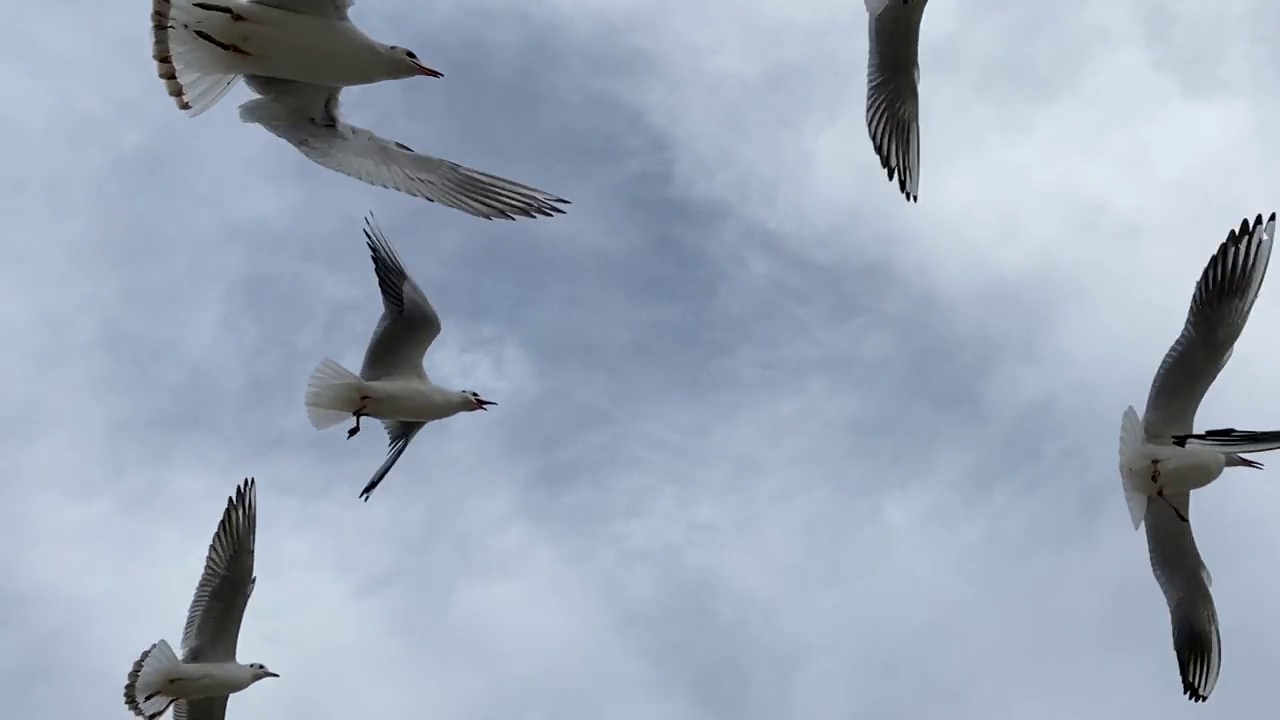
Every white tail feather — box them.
[1118,405,1148,529]
[123,639,181,719]
[1123,488,1148,531]
[305,358,367,430]
[151,0,242,117]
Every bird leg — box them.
[1156,488,1189,523]
[1149,459,1161,485]
[347,396,371,440]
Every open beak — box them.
[411,60,444,78]
[475,398,497,411]
[1241,456,1265,469]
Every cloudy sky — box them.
[4,0,1280,717]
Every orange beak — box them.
[411,60,444,78]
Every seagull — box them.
[864,0,927,202]
[123,478,277,720]
[1118,212,1277,703]
[151,0,570,221]
[305,214,496,501]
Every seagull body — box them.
[123,479,277,720]
[1118,212,1276,703]
[305,215,495,501]
[1119,406,1260,525]
[864,0,927,202]
[154,0,434,88]
[151,0,571,220]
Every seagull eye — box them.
[405,50,418,60]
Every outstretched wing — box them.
[1143,493,1220,702]
[358,214,442,382]
[180,479,257,663]
[1143,213,1274,440]
[865,0,927,202]
[358,421,426,501]
[239,78,570,220]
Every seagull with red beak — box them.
[151,0,570,220]
[306,214,497,501]
[1118,212,1279,704]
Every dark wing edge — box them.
[180,478,258,661]
[1143,212,1276,438]
[358,422,426,502]
[363,213,411,316]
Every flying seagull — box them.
[1117,212,1277,703]
[151,0,570,220]
[864,0,927,202]
[123,478,278,720]
[305,214,496,501]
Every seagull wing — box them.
[356,214,442,382]
[358,421,426,501]
[238,78,570,220]
[865,0,927,202]
[1143,213,1275,439]
[180,478,257,663]
[172,698,228,720]
[1174,428,1280,454]
[1144,493,1221,703]
[244,0,352,21]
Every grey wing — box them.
[865,0,927,202]
[237,79,569,221]
[180,479,257,663]
[357,214,442,382]
[1144,493,1221,703]
[172,698,228,720]
[244,0,352,20]
[357,421,426,501]
[1143,213,1275,439]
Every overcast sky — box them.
[3,0,1280,717]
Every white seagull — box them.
[123,478,277,720]
[1118,212,1278,703]
[305,214,496,501]
[864,0,927,202]
[151,0,570,221]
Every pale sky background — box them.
[3,0,1280,717]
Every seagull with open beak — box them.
[305,214,497,501]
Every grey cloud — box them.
[4,0,1280,718]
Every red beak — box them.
[411,60,444,78]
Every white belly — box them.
[1121,444,1225,495]
[168,663,253,699]
[364,382,453,423]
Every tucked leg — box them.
[347,396,372,439]
[1156,488,1189,523]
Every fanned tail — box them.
[123,639,181,719]
[305,358,368,430]
[1118,405,1149,530]
[151,0,243,116]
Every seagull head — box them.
[385,46,444,79]
[247,663,280,681]
[461,390,497,412]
